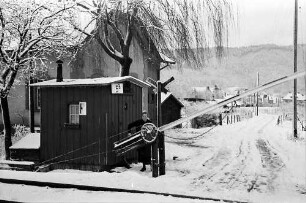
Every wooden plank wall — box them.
[161,98,182,126]
[40,83,142,169]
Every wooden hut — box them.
[161,92,184,126]
[31,76,149,171]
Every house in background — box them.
[192,86,213,101]
[212,85,224,99]
[282,92,293,103]
[282,92,306,104]
[223,86,247,106]
[161,92,184,127]
[1,21,171,128]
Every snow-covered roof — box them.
[161,92,184,107]
[297,94,306,101]
[159,53,176,64]
[282,92,306,101]
[225,86,248,94]
[30,76,150,88]
[282,93,292,100]
[10,133,40,149]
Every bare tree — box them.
[0,0,78,159]
[74,0,233,76]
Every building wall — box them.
[161,97,182,126]
[40,83,142,168]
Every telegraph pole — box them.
[158,82,165,175]
[293,0,298,138]
[256,72,259,116]
[152,82,160,178]
[304,59,306,132]
[29,77,35,133]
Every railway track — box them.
[0,177,249,203]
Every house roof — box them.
[10,133,40,150]
[30,76,150,88]
[159,53,176,64]
[225,86,248,94]
[282,92,306,101]
[161,92,184,107]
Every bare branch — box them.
[95,34,123,62]
[0,7,5,47]
[19,37,42,58]
[1,68,10,83]
[76,2,98,16]
[73,24,93,37]
[40,5,75,26]
[0,8,9,64]
[124,7,138,55]
[107,19,124,52]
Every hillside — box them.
[161,44,306,98]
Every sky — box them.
[229,0,306,47]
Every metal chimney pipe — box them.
[56,60,63,82]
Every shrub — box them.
[12,124,30,143]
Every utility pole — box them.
[304,59,306,132]
[256,72,259,116]
[155,77,174,177]
[152,82,161,178]
[293,0,298,138]
[158,81,165,175]
[29,78,35,133]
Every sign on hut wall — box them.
[79,102,87,115]
[111,83,123,94]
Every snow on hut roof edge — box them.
[30,76,150,88]
[161,92,184,107]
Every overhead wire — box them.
[39,140,99,166]
[36,150,114,172]
[165,105,235,141]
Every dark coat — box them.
[128,118,152,164]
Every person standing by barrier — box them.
[128,110,152,171]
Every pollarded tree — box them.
[0,0,78,159]
[74,0,233,77]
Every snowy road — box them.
[193,115,284,193]
[165,114,306,202]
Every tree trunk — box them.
[1,96,12,160]
[119,57,133,77]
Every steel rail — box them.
[159,71,306,132]
[0,177,248,203]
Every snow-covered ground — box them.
[0,114,305,202]
[0,182,207,203]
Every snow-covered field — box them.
[0,114,305,202]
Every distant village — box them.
[183,85,306,107]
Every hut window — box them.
[25,80,42,111]
[69,104,80,124]
[36,87,41,109]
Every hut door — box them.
[117,95,129,140]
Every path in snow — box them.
[165,114,306,197]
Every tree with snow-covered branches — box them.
[0,0,78,159]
